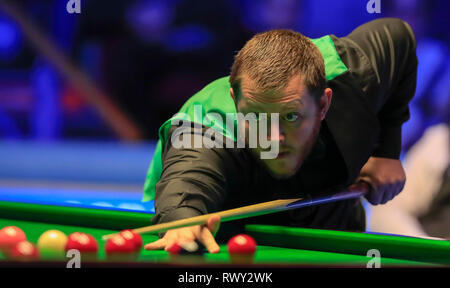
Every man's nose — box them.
[267,122,285,144]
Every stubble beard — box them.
[258,121,322,180]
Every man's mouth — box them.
[276,150,291,159]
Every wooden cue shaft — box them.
[102,198,300,240]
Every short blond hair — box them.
[230,29,326,100]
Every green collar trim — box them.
[311,35,348,81]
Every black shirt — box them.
[154,122,366,240]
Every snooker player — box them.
[143,18,418,253]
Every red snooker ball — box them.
[9,241,40,261]
[119,230,142,251]
[166,242,184,255]
[167,241,204,255]
[66,232,99,261]
[105,234,138,262]
[0,226,27,254]
[166,241,205,264]
[227,234,257,264]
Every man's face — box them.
[233,75,329,179]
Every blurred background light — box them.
[163,25,213,52]
[0,14,22,60]
[127,0,175,43]
[31,62,62,140]
[240,0,302,33]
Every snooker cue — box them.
[101,182,370,241]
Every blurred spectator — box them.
[368,124,450,239]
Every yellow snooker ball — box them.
[37,230,68,259]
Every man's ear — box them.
[319,88,332,121]
[230,88,235,101]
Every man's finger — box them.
[145,238,166,250]
[396,180,405,196]
[382,181,403,204]
[372,185,385,205]
[199,228,220,253]
[177,234,197,246]
[161,230,182,251]
[358,177,382,205]
[380,189,392,204]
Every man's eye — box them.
[284,113,300,122]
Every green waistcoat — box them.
[142,35,348,202]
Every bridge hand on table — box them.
[144,215,221,253]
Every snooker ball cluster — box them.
[0,226,145,263]
[0,226,27,253]
[0,226,102,262]
[1,226,258,265]
[105,229,143,261]
[0,226,37,261]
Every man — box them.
[143,18,418,253]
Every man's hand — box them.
[144,215,221,253]
[357,157,406,205]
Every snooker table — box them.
[0,199,449,268]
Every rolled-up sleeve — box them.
[152,125,238,226]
